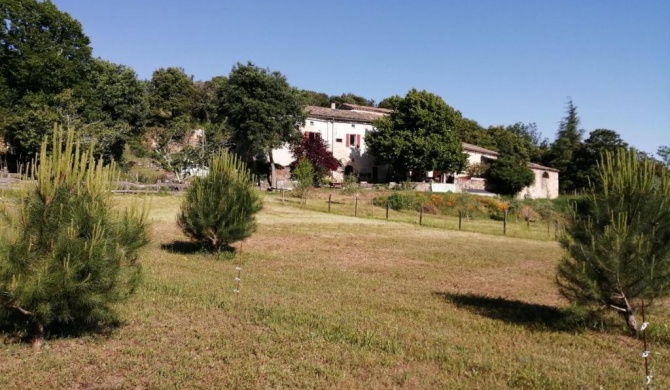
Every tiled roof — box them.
[462,142,499,156]
[340,103,394,114]
[306,105,381,123]
[528,162,559,172]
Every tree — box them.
[366,89,467,178]
[147,67,197,129]
[1,0,94,163]
[177,150,262,252]
[571,129,628,191]
[219,62,306,187]
[557,149,670,334]
[329,93,374,107]
[0,127,150,348]
[485,154,534,196]
[292,158,315,198]
[657,145,670,168]
[546,99,584,192]
[290,135,340,180]
[300,89,330,107]
[377,95,403,110]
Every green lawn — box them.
[1,194,667,389]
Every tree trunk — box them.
[268,149,276,190]
[31,321,44,352]
[622,310,638,335]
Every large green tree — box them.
[367,89,467,178]
[485,154,534,196]
[557,149,670,334]
[570,129,628,191]
[546,99,584,192]
[219,62,306,187]
[1,0,94,162]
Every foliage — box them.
[465,162,488,178]
[557,149,670,334]
[657,145,670,168]
[300,89,330,107]
[377,95,403,110]
[570,129,628,191]
[341,173,359,195]
[366,89,467,177]
[292,158,314,198]
[147,67,197,129]
[290,135,340,180]
[329,93,374,107]
[485,154,535,196]
[177,150,262,252]
[219,62,306,186]
[0,127,150,346]
[546,99,585,192]
[1,0,93,162]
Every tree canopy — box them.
[219,62,306,186]
[366,89,467,177]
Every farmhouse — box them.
[272,104,559,199]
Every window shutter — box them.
[316,133,321,141]
[304,132,309,140]
[356,134,361,147]
[346,134,350,147]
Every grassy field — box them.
[1,194,668,389]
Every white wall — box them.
[273,117,381,181]
[518,169,560,199]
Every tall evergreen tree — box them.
[547,99,584,192]
[557,149,670,334]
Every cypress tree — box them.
[557,149,670,334]
[0,127,150,348]
[177,151,262,252]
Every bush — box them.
[0,128,150,348]
[177,151,262,252]
[292,158,314,198]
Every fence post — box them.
[503,209,508,235]
[554,220,559,241]
[386,200,390,220]
[419,205,423,225]
[328,194,332,213]
[458,210,462,230]
[355,195,358,217]
[281,188,285,204]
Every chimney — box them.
[330,102,336,110]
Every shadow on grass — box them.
[160,240,237,259]
[0,313,121,345]
[160,240,204,254]
[435,292,606,333]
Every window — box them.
[346,134,360,148]
[335,138,343,143]
[351,124,355,128]
[309,121,314,126]
[304,132,320,141]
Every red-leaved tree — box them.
[290,134,341,178]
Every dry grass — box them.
[270,189,560,241]
[1,194,668,389]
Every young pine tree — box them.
[0,127,150,348]
[177,151,262,252]
[557,149,670,334]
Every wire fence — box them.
[268,190,563,242]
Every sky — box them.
[51,0,669,156]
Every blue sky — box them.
[52,0,669,155]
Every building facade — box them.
[272,104,559,198]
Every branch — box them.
[9,304,33,316]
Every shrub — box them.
[0,128,150,348]
[177,151,262,252]
[292,158,314,198]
